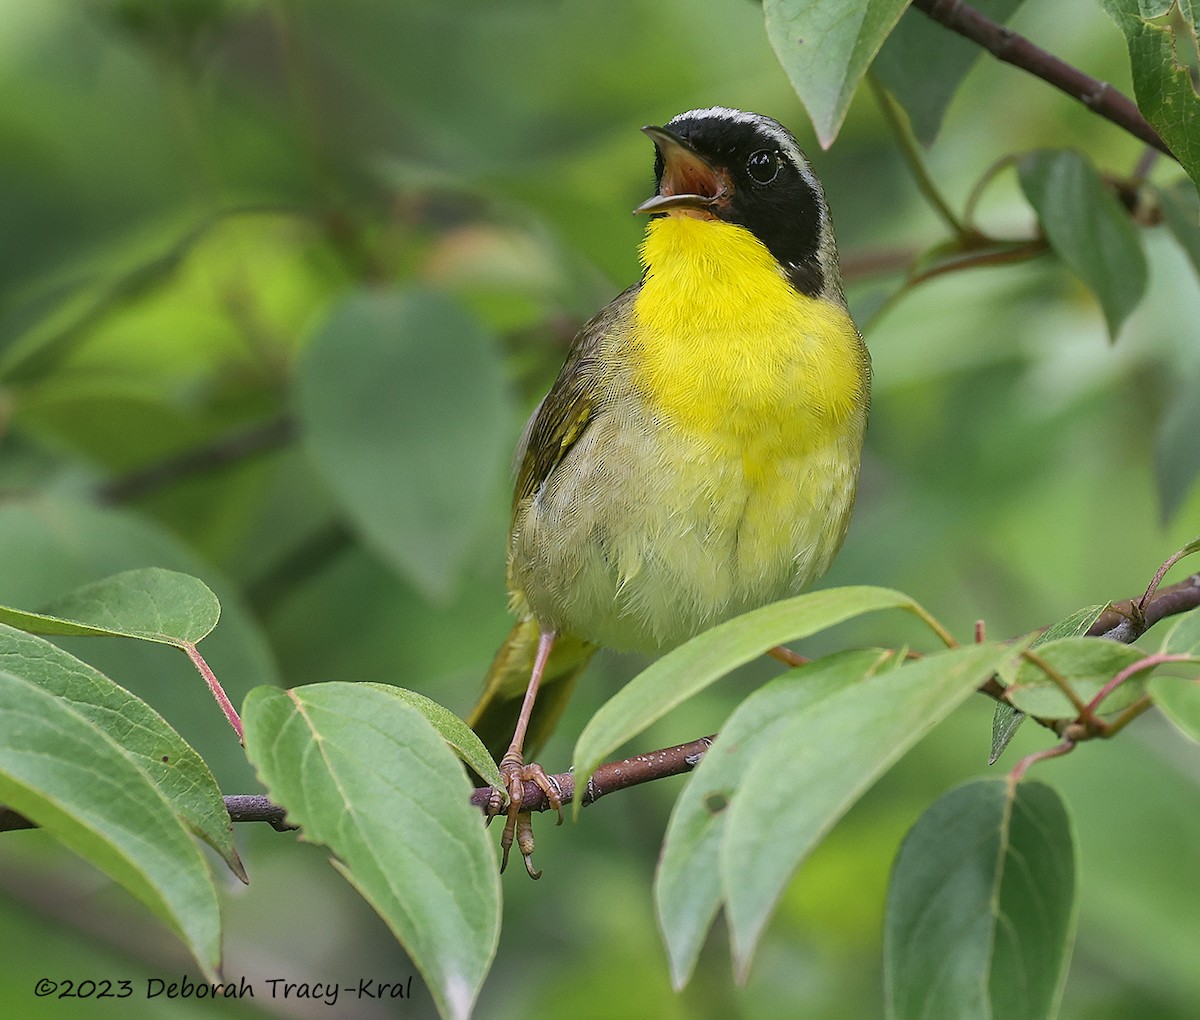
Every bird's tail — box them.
[467,615,595,764]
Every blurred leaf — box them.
[873,0,1025,145]
[721,641,1023,978]
[297,287,511,602]
[0,669,221,978]
[1018,149,1148,339]
[656,648,892,988]
[990,605,1106,762]
[573,586,925,798]
[1155,358,1200,520]
[0,623,242,880]
[1159,178,1200,281]
[885,780,1077,1020]
[242,682,501,1020]
[764,0,911,147]
[1149,674,1200,740]
[0,567,219,646]
[1101,0,1200,190]
[361,682,503,789]
[1006,637,1146,716]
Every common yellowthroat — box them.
[469,108,870,876]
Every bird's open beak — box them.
[633,125,729,216]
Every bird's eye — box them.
[746,149,781,184]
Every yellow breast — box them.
[627,214,867,463]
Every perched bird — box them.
[469,107,871,876]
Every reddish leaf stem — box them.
[182,642,243,743]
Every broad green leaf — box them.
[1159,605,1200,655]
[297,287,511,602]
[1101,1,1200,190]
[1007,637,1147,717]
[874,0,1025,144]
[656,649,893,988]
[0,567,219,646]
[361,682,503,789]
[572,586,925,800]
[0,670,221,977]
[720,641,1023,977]
[1149,675,1200,741]
[764,0,912,147]
[1018,149,1148,339]
[242,683,501,1020]
[885,780,1077,1020]
[0,624,243,880]
[990,605,1105,762]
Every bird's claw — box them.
[490,753,564,879]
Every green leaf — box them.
[1101,1,1200,190]
[0,567,219,646]
[721,641,1023,977]
[1159,605,1200,655]
[656,648,893,987]
[1038,604,1108,644]
[1149,675,1200,741]
[989,702,1026,766]
[1018,149,1148,339]
[572,586,926,800]
[0,670,222,977]
[360,683,504,789]
[242,683,501,1020]
[297,287,512,602]
[764,0,912,147]
[885,780,1077,1020]
[873,0,1025,145]
[1006,637,1146,717]
[0,623,243,880]
[989,605,1106,763]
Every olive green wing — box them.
[512,283,638,508]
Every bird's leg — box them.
[494,627,564,878]
[769,645,809,668]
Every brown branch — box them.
[911,0,1174,160]
[224,794,296,831]
[469,736,715,817]
[1087,572,1200,642]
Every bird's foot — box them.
[489,752,564,879]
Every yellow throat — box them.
[630,214,867,455]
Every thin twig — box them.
[1088,573,1200,641]
[869,73,970,236]
[910,0,1174,159]
[469,736,715,816]
[97,415,296,504]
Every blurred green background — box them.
[1,0,1198,1017]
